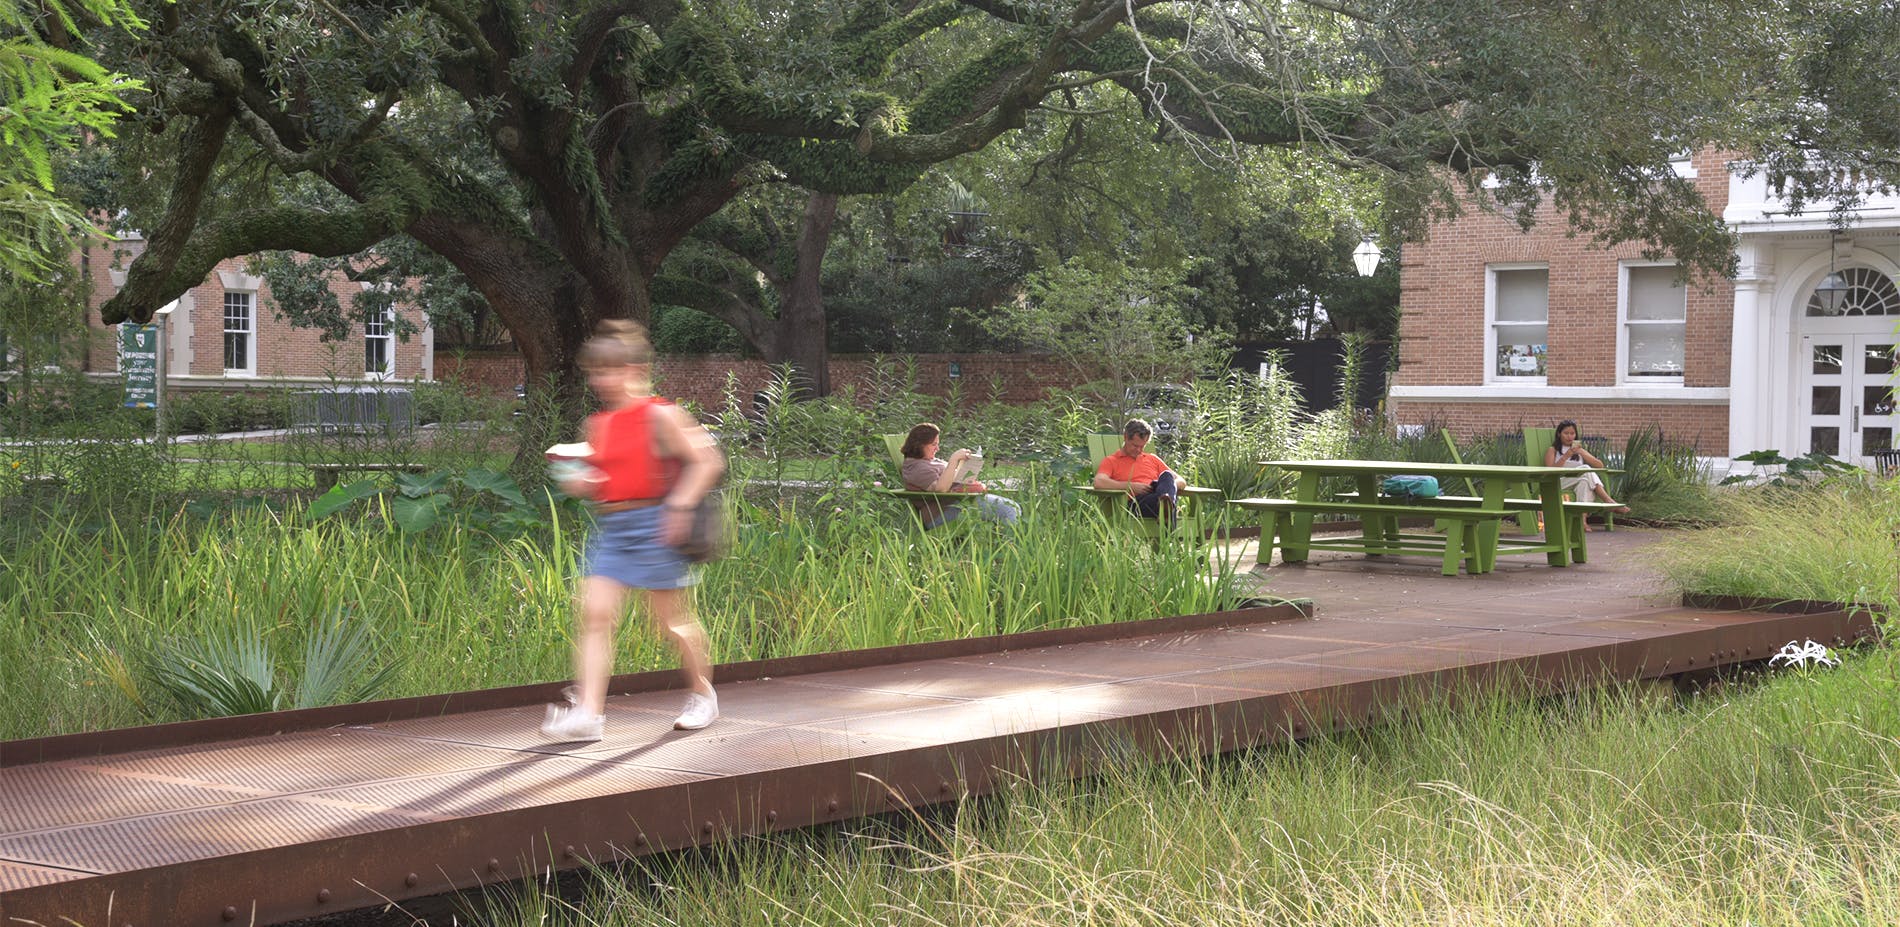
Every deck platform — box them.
[1,531,1877,926]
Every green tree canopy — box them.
[85,0,1871,454]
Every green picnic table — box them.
[1241,459,1613,575]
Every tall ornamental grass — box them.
[1657,478,1898,616]
[467,646,1900,927]
[0,489,1235,739]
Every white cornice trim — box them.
[217,270,264,291]
[1390,385,1729,403]
[107,269,127,287]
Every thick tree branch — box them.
[101,106,232,324]
[102,197,413,324]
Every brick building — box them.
[77,234,434,391]
[1389,150,1900,472]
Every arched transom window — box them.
[1806,267,1900,317]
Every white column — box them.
[1727,239,1772,460]
[421,314,435,382]
[171,292,195,374]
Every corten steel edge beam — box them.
[0,604,1314,768]
[0,603,1878,927]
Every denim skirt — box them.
[585,506,694,589]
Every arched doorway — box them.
[1798,266,1899,464]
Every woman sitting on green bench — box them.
[900,423,1020,529]
[1545,420,1631,528]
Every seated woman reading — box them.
[1545,420,1631,530]
[899,422,1020,529]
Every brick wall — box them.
[1390,150,1737,453]
[438,352,1101,411]
[1396,150,1735,390]
[81,240,429,383]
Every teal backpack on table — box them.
[1381,475,1440,500]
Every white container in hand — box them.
[545,442,602,484]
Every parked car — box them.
[1124,382,1195,441]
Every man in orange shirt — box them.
[1093,419,1184,521]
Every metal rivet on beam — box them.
[317,889,331,903]
[562,845,576,860]
[766,810,779,824]
[222,907,238,922]
[405,873,420,887]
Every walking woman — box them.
[542,321,723,741]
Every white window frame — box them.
[1617,260,1687,386]
[1485,263,1550,385]
[364,308,395,379]
[222,291,256,377]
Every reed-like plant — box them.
[2,478,1239,738]
[1616,426,1722,525]
[1177,365,1307,499]
[1657,478,1898,617]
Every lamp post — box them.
[1352,236,1382,277]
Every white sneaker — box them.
[541,703,604,742]
[674,690,719,730]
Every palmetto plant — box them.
[142,614,402,719]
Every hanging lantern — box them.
[1352,236,1382,277]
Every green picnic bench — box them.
[1231,497,1512,575]
[1251,459,1612,575]
[1337,489,1624,566]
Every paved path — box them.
[1231,525,1676,619]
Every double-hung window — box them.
[1488,265,1548,382]
[1621,263,1686,382]
[364,309,394,378]
[223,291,255,376]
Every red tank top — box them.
[587,398,679,502]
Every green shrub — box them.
[140,615,401,719]
[163,390,293,435]
[651,304,744,354]
[1614,426,1721,526]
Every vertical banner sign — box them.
[120,323,160,409]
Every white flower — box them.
[1768,639,1839,669]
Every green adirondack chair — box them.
[1518,426,1556,533]
[880,434,974,525]
[1081,434,1222,541]
[1434,429,1484,535]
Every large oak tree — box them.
[91,0,1857,453]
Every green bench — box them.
[1396,495,1625,567]
[1231,498,1515,576]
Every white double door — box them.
[1802,333,1897,464]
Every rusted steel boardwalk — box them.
[1,530,1877,926]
